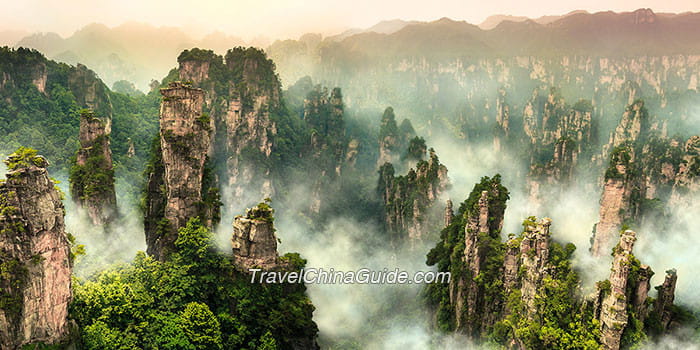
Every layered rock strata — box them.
[0,151,72,349]
[145,82,218,261]
[231,202,279,270]
[69,109,117,226]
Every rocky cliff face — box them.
[424,176,509,337]
[144,81,219,261]
[302,86,350,214]
[231,202,279,270]
[493,87,510,152]
[67,63,114,122]
[428,175,685,349]
[653,269,678,332]
[453,184,508,335]
[444,199,453,227]
[670,135,700,203]
[518,218,551,319]
[525,89,594,206]
[592,98,700,254]
[69,109,117,226]
[0,150,72,349]
[611,100,648,148]
[591,231,682,350]
[377,107,416,167]
[591,144,638,256]
[597,230,637,350]
[592,101,653,256]
[0,48,118,172]
[378,149,448,244]
[175,48,281,203]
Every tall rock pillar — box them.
[0,150,72,348]
[599,230,637,350]
[145,82,216,261]
[69,109,117,226]
[231,202,279,270]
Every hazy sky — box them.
[3,0,700,40]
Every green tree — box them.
[179,302,223,350]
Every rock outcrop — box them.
[378,149,448,244]
[453,184,508,335]
[525,90,594,205]
[69,109,117,226]
[231,202,279,270]
[590,230,683,350]
[591,100,657,256]
[591,143,638,256]
[175,48,281,203]
[518,218,551,319]
[377,107,400,167]
[493,87,510,152]
[444,199,453,227]
[67,63,114,120]
[303,86,349,214]
[144,82,220,261]
[428,175,686,349]
[670,136,700,203]
[597,230,637,350]
[589,99,699,255]
[377,107,416,168]
[611,100,648,148]
[0,149,72,349]
[653,269,678,333]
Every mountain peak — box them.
[632,8,656,24]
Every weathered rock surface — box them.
[430,175,685,349]
[444,199,453,227]
[589,99,700,255]
[145,81,219,261]
[0,151,72,349]
[592,101,651,256]
[377,107,417,168]
[67,63,114,121]
[590,231,682,350]
[493,87,510,151]
[525,89,593,205]
[654,269,678,332]
[69,109,117,226]
[176,48,280,203]
[591,158,635,256]
[612,100,647,148]
[670,136,700,203]
[598,230,636,350]
[231,202,279,270]
[303,86,348,214]
[519,218,551,318]
[377,107,400,167]
[378,149,448,244]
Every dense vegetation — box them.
[377,146,447,242]
[426,175,602,348]
[425,174,700,348]
[71,218,317,349]
[3,32,700,348]
[68,110,115,205]
[0,47,82,171]
[0,47,160,200]
[425,175,509,333]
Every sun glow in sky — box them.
[3,0,700,40]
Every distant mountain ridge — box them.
[309,8,700,59]
[478,10,590,30]
[330,19,421,41]
[8,8,700,91]
[13,22,245,91]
